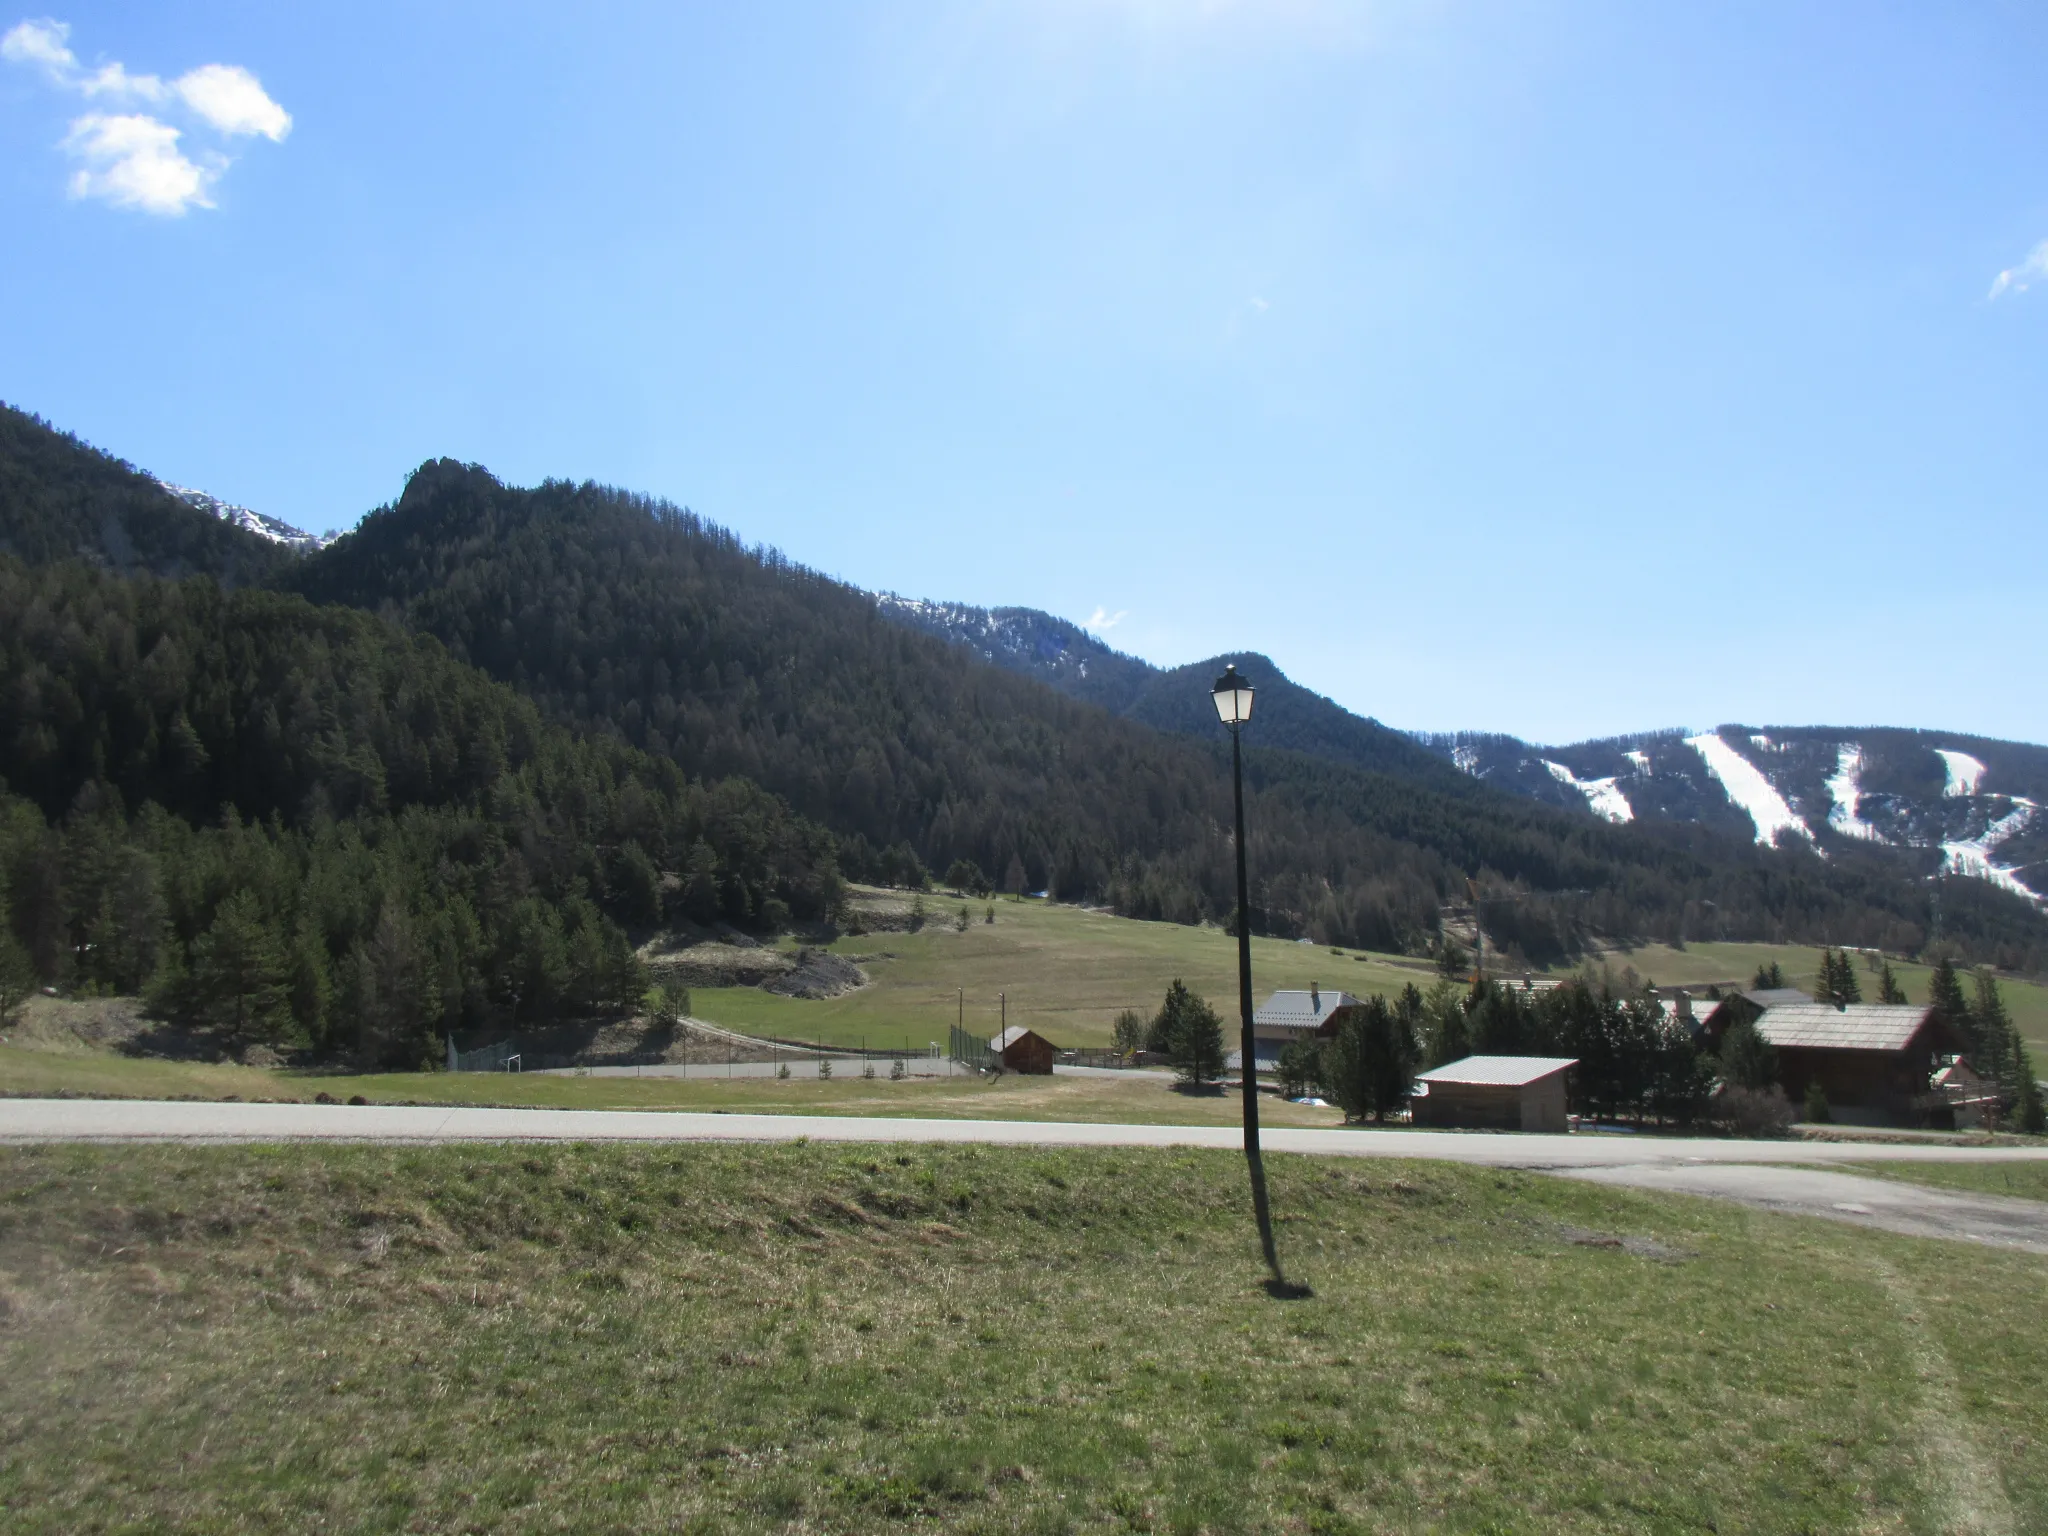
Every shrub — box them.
[1716,1084,1794,1138]
[1803,1080,1832,1123]
[889,1057,906,1080]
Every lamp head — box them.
[1211,664,1254,726]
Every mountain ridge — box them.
[869,591,2046,908]
[5,407,2045,970]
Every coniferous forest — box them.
[2,399,2045,1066]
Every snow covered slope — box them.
[1424,725,2048,904]
[157,481,331,553]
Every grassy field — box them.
[682,898,2048,1057]
[1845,1160,2048,1202]
[686,898,1443,1053]
[1,1142,2043,1533]
[0,1042,1348,1127]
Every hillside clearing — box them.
[1,1142,2042,1533]
[674,899,2048,1057]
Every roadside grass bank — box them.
[0,1044,1347,1127]
[1844,1160,2048,1203]
[2,1144,2043,1533]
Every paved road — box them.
[6,1100,2046,1250]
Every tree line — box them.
[0,557,840,1064]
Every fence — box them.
[950,1023,997,1072]
[448,1037,521,1072]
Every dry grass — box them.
[2,1142,2044,1532]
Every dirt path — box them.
[1558,1162,2048,1254]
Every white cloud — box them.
[1989,240,2048,301]
[174,62,289,141]
[81,60,167,101]
[1082,606,1128,633]
[3,18,287,213]
[1,17,73,75]
[63,112,214,215]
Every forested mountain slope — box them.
[878,590,2048,925]
[4,410,2042,971]
[0,556,839,1063]
[1425,727,2048,909]
[0,402,292,587]
[289,460,2048,968]
[875,596,1458,785]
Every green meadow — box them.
[2,1141,2042,1533]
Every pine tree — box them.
[192,891,291,1046]
[1970,972,2018,1097]
[0,927,33,1027]
[1878,960,1907,1005]
[1719,1017,1779,1091]
[1752,960,1786,990]
[1927,956,1974,1057]
[1151,979,1224,1087]
[1322,994,1420,1123]
[2014,1044,2045,1135]
[1833,950,1861,1005]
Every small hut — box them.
[1410,1056,1576,1132]
[990,1025,1055,1075]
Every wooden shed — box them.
[990,1025,1055,1075]
[1410,1055,1576,1133]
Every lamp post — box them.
[1212,663,1293,1291]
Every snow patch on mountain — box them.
[1452,745,1481,775]
[1687,733,1814,846]
[1624,749,1650,773]
[1825,745,1881,841]
[158,481,330,552]
[1938,749,1986,798]
[1541,759,1633,823]
[1942,800,2040,902]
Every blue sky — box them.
[3,2,2043,745]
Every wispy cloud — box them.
[2,17,289,215]
[1989,240,2048,301]
[1081,606,1128,633]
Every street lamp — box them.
[1212,664,1296,1292]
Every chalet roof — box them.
[1754,1002,1935,1052]
[990,1026,1045,1052]
[1414,1055,1577,1088]
[1253,989,1361,1032]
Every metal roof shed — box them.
[1411,1055,1577,1133]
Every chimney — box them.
[1310,982,1321,1014]
[1673,992,1692,1021]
